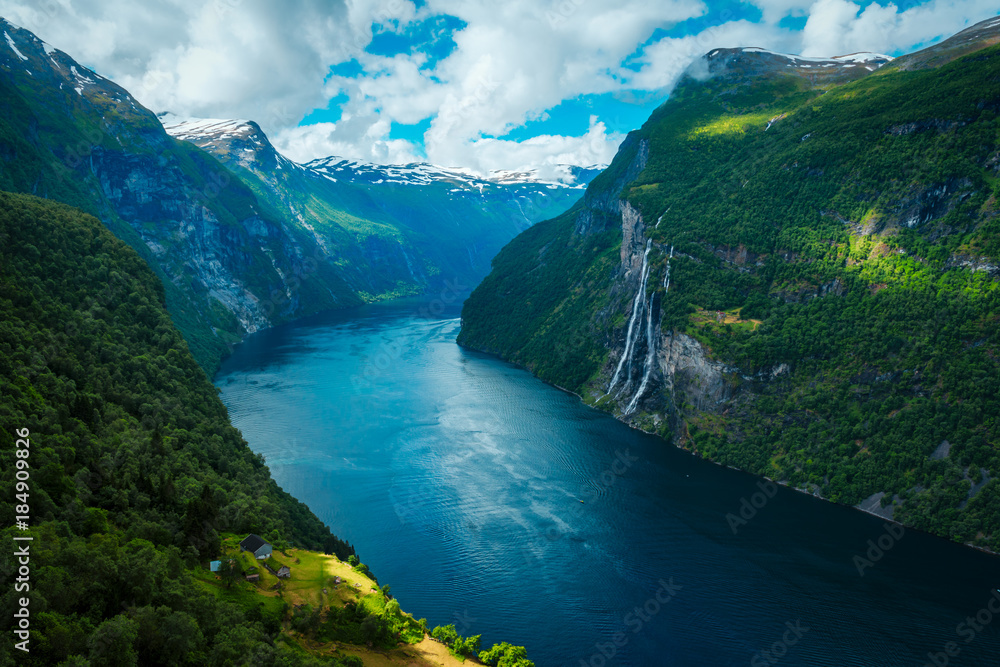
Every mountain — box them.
[0,19,370,373]
[159,113,596,303]
[0,190,533,667]
[0,191,355,665]
[459,17,1000,551]
[886,14,1000,70]
[0,18,596,374]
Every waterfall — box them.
[662,245,673,292]
[607,239,652,395]
[655,207,670,229]
[626,289,658,415]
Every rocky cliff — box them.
[0,18,361,371]
[0,18,597,373]
[159,113,598,301]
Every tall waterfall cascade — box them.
[621,244,675,414]
[607,237,664,414]
[607,239,652,396]
[625,287,659,415]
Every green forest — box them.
[0,192,362,665]
[0,191,535,666]
[460,43,1000,550]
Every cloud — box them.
[274,121,423,165]
[801,0,1000,57]
[414,1,705,164]
[622,19,798,90]
[433,115,625,180]
[0,0,995,174]
[801,0,898,56]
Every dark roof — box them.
[240,534,268,553]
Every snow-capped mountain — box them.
[303,156,601,190]
[727,47,893,70]
[0,15,598,373]
[689,46,893,86]
[158,113,601,312]
[160,113,602,192]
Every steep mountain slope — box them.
[0,18,594,375]
[460,19,1000,551]
[0,191,534,667]
[0,19,361,373]
[886,14,1000,70]
[0,191,357,666]
[159,113,596,300]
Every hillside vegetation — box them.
[460,35,1000,550]
[0,190,537,666]
[0,192,355,665]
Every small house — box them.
[276,565,291,579]
[239,534,272,560]
[209,560,221,572]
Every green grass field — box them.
[191,535,467,666]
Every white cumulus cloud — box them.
[0,0,996,174]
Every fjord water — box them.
[216,297,1000,666]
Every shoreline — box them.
[456,339,1000,560]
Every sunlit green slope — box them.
[460,21,1000,550]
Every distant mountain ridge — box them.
[696,46,892,84]
[155,111,598,320]
[160,114,601,189]
[0,17,598,372]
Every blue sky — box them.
[1,0,997,178]
[280,0,997,176]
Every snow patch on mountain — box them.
[68,65,96,85]
[305,156,594,189]
[4,31,28,61]
[160,114,255,141]
[725,47,892,67]
[160,114,605,191]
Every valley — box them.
[0,18,594,374]
[2,7,1000,666]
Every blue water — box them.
[216,297,1000,666]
